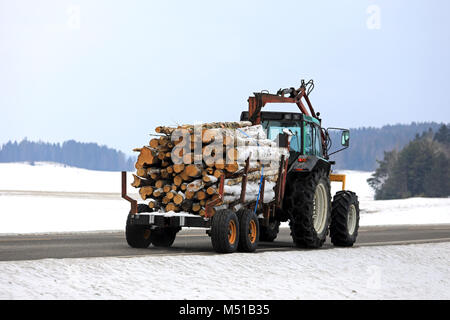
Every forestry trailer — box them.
[122,80,359,253]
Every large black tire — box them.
[236,209,259,252]
[125,204,152,248]
[150,227,180,247]
[211,209,239,253]
[283,168,331,248]
[330,191,360,247]
[259,220,280,242]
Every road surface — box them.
[0,224,449,261]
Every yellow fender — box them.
[330,173,346,190]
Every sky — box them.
[1,0,449,154]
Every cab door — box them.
[303,122,323,157]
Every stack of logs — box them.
[131,121,287,217]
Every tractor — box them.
[239,80,359,248]
[122,80,359,252]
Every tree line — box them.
[367,124,450,200]
[0,139,135,172]
[330,122,444,171]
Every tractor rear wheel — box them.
[330,191,360,247]
[259,220,280,242]
[236,209,259,252]
[211,209,240,253]
[125,204,152,248]
[283,168,331,248]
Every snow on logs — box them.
[131,121,289,216]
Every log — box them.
[224,170,279,186]
[166,190,177,200]
[152,188,164,198]
[202,175,218,184]
[196,191,207,201]
[225,162,239,173]
[161,160,170,167]
[147,168,161,180]
[160,168,169,179]
[192,203,201,212]
[215,158,225,170]
[180,169,191,181]
[173,163,185,174]
[185,190,196,200]
[186,179,204,192]
[185,164,203,178]
[149,138,159,148]
[173,192,185,205]
[181,199,193,211]
[148,200,160,210]
[174,175,183,186]
[206,186,218,195]
[139,186,154,200]
[155,179,170,189]
[131,174,153,188]
[155,126,176,135]
[135,147,158,168]
[213,169,224,179]
[136,168,148,178]
[162,196,170,205]
[163,184,172,193]
[165,203,180,212]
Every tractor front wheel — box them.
[330,191,360,247]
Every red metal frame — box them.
[122,171,137,215]
[248,86,318,125]
[205,174,225,218]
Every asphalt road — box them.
[0,224,449,261]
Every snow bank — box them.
[0,242,448,299]
[0,162,130,193]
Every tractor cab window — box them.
[262,120,301,153]
[303,122,322,156]
[304,123,313,155]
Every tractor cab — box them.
[240,111,324,164]
[240,80,350,172]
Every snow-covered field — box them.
[0,162,449,300]
[0,242,448,299]
[0,162,449,234]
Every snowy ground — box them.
[0,162,449,234]
[0,242,448,299]
[0,162,449,300]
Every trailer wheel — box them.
[259,220,280,242]
[125,204,152,248]
[211,209,239,253]
[150,227,180,247]
[236,209,259,252]
[330,191,360,247]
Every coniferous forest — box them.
[0,139,135,172]
[367,124,450,199]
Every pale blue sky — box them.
[1,0,449,154]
